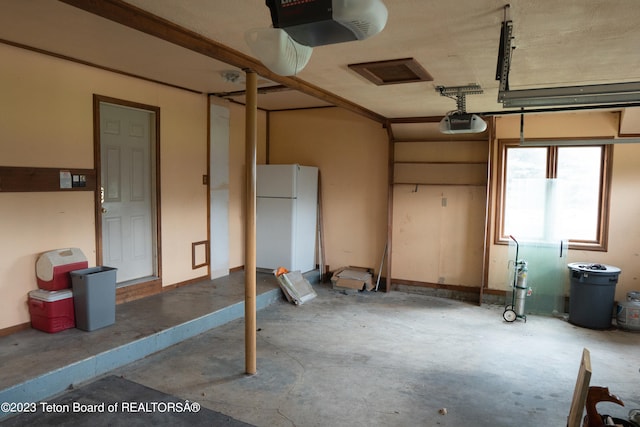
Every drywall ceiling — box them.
[1,0,639,122]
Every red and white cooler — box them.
[36,248,88,291]
[28,289,75,333]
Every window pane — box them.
[504,147,548,239]
[556,147,602,241]
[499,141,608,250]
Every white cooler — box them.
[36,248,88,291]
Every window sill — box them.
[494,237,607,252]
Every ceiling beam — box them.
[57,0,386,124]
[0,37,203,95]
[212,85,293,98]
[387,116,444,124]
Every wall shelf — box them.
[394,182,487,187]
[393,162,488,186]
[0,166,96,192]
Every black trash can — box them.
[70,266,117,331]
[568,262,621,329]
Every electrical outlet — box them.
[202,175,209,185]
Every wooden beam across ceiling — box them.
[212,84,293,99]
[58,0,386,124]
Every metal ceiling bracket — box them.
[500,82,640,108]
[495,4,640,110]
[519,137,640,146]
[436,84,484,113]
[495,23,514,93]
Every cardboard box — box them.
[331,266,373,291]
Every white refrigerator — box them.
[256,164,318,273]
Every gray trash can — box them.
[568,262,621,329]
[70,266,117,331]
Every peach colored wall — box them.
[0,44,208,330]
[157,94,209,285]
[487,112,640,302]
[268,108,388,273]
[392,140,489,288]
[0,193,96,331]
[393,185,486,287]
[222,100,267,269]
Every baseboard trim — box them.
[162,275,209,292]
[0,322,30,338]
[391,278,482,295]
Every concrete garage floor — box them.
[114,285,640,427]
[3,273,640,426]
[0,272,281,413]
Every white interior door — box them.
[100,103,156,284]
[209,104,230,279]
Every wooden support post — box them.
[244,70,258,375]
[385,127,395,292]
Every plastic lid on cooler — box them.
[29,289,73,302]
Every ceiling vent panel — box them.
[348,58,433,85]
